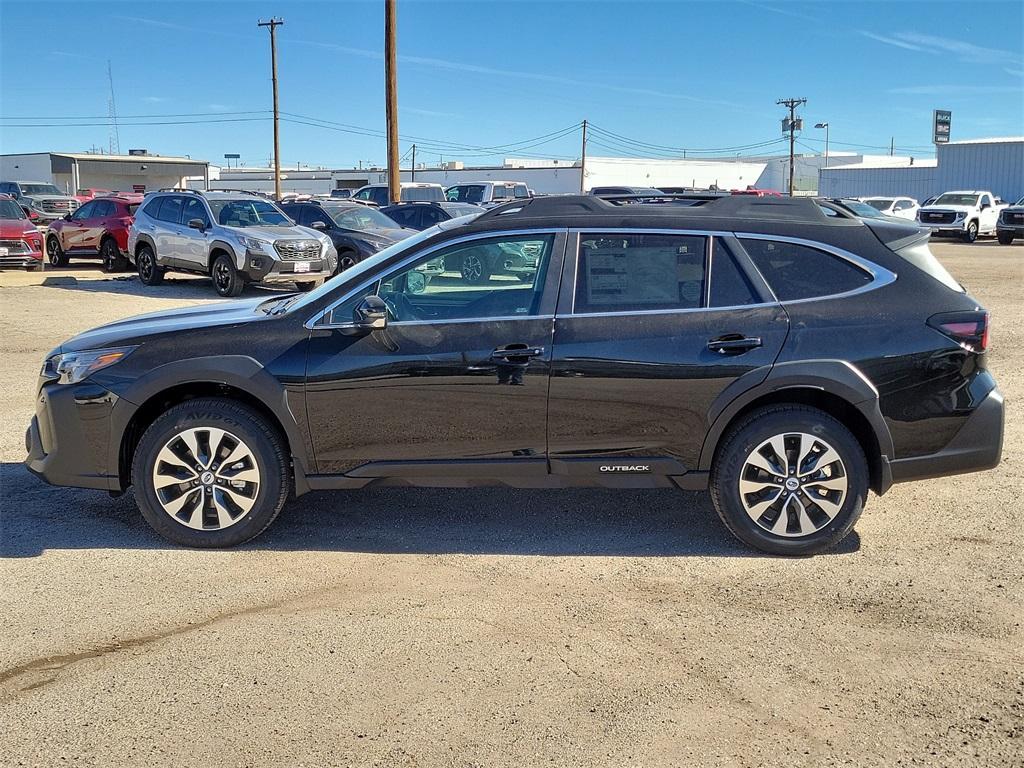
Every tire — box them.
[710,405,868,556]
[997,231,1014,245]
[100,237,128,273]
[131,398,290,548]
[336,250,359,275]
[460,250,491,284]
[46,235,68,267]
[136,244,165,285]
[963,221,979,243]
[212,253,244,297]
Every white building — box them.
[0,151,211,194]
[819,137,1024,203]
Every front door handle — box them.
[490,345,544,362]
[707,335,762,355]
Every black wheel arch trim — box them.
[133,233,156,261]
[107,355,313,495]
[697,359,895,490]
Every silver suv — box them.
[127,190,338,297]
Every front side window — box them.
[514,184,530,198]
[182,197,211,228]
[327,234,555,325]
[71,201,96,220]
[740,238,871,301]
[864,199,892,211]
[574,232,706,314]
[208,198,289,227]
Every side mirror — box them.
[406,270,427,295]
[187,218,206,231]
[311,220,328,230]
[352,295,388,332]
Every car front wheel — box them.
[131,398,290,548]
[710,405,867,556]
[997,231,1014,245]
[46,236,68,267]
[963,221,979,243]
[212,253,245,297]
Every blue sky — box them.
[1,0,1021,168]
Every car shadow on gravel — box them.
[37,273,291,300]
[2,463,860,558]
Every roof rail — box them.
[207,188,262,196]
[157,187,205,195]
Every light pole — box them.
[815,122,830,167]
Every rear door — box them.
[547,230,789,480]
[83,199,114,250]
[304,229,566,476]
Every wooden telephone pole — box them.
[580,119,588,192]
[777,97,806,197]
[385,0,400,203]
[258,17,284,200]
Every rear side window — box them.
[740,238,870,301]
[709,241,760,307]
[155,196,184,224]
[141,197,161,217]
[575,233,706,314]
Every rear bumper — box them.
[888,386,1004,484]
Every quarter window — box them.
[574,233,706,314]
[740,238,871,301]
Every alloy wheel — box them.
[46,238,61,264]
[462,253,483,282]
[139,252,153,280]
[738,432,847,538]
[214,261,231,291]
[151,427,261,530]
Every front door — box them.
[547,230,789,479]
[304,230,565,476]
[61,200,95,251]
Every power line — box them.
[0,110,272,119]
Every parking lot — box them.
[1,241,1021,766]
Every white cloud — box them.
[863,30,1021,65]
[888,84,1024,95]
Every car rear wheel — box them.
[212,253,244,297]
[710,405,867,556]
[46,236,68,267]
[132,398,290,548]
[137,244,164,285]
[963,221,979,243]
[100,237,128,273]
[997,231,1014,245]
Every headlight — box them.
[42,346,136,385]
[364,238,391,251]
[239,236,272,253]
[953,212,966,221]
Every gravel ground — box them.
[1,243,1021,767]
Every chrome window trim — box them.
[304,227,564,329]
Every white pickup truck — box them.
[916,190,1008,243]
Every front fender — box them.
[107,355,313,494]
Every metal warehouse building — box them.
[0,151,211,195]
[819,137,1024,203]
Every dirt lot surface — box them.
[1,243,1021,767]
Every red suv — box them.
[45,194,142,271]
[0,193,43,270]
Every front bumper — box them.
[0,246,42,269]
[242,249,335,284]
[919,220,967,236]
[996,221,1024,235]
[888,386,1004,484]
[25,381,121,491]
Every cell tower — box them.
[107,60,121,155]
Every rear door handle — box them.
[490,346,544,361]
[707,335,762,354]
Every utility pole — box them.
[889,136,894,156]
[384,0,400,203]
[580,119,588,192]
[777,97,806,196]
[258,17,284,200]
[411,144,416,181]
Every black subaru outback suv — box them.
[26,195,1003,555]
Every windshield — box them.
[1015,196,1024,206]
[403,186,443,201]
[281,211,485,314]
[0,199,26,219]
[933,193,980,207]
[864,198,894,211]
[208,198,290,227]
[21,184,62,196]
[328,205,399,231]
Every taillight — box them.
[928,310,989,352]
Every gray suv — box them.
[128,190,338,297]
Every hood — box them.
[0,219,36,237]
[59,296,271,353]
[920,204,977,213]
[220,224,317,242]
[353,226,412,243]
[23,194,77,203]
